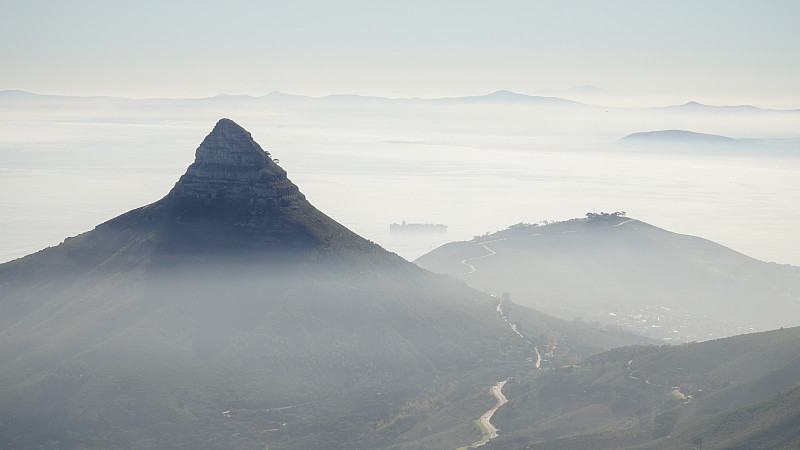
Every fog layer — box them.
[1,92,798,265]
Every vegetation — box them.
[477,326,800,449]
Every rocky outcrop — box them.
[168,118,304,207]
[73,117,384,261]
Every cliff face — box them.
[168,118,304,208]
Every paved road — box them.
[474,380,508,447]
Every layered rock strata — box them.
[169,118,304,207]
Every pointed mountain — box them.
[29,118,379,272]
[168,118,304,213]
[0,121,640,449]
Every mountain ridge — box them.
[4,89,799,111]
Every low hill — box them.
[415,213,800,342]
[666,100,764,111]
[619,129,738,144]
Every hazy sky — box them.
[2,0,799,107]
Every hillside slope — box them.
[415,213,800,341]
[479,326,800,449]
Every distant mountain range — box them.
[433,90,583,105]
[415,213,800,342]
[0,89,587,107]
[4,89,799,112]
[664,100,800,113]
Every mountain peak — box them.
[91,119,369,257]
[168,118,299,206]
[194,118,270,166]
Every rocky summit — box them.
[82,118,374,259]
[169,118,303,207]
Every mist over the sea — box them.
[1,93,799,265]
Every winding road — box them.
[472,380,509,447]
[465,219,636,446]
[496,296,542,369]
[460,243,499,274]
[467,296,544,447]
[459,219,634,275]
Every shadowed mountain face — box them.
[95,118,377,259]
[415,213,800,342]
[0,120,640,449]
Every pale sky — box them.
[2,0,799,107]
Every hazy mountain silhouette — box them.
[662,100,800,113]
[415,213,800,342]
[617,130,800,157]
[672,100,763,111]
[433,90,585,105]
[0,89,587,106]
[619,129,738,144]
[6,90,800,114]
[0,89,43,99]
[0,120,641,449]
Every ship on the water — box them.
[390,221,448,233]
